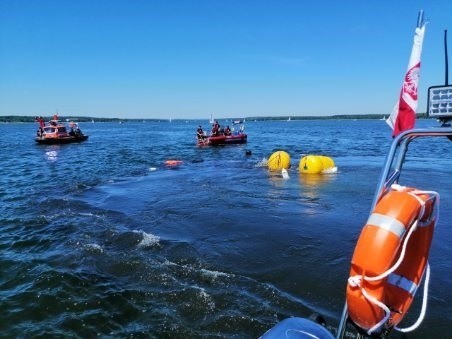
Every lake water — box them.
[1,119,451,338]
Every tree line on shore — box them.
[0,113,428,123]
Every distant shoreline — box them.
[0,114,428,123]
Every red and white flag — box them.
[386,23,426,137]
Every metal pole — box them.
[445,30,449,86]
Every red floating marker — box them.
[164,160,183,166]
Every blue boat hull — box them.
[261,317,334,339]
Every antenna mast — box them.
[445,30,449,85]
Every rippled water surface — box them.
[1,119,451,338]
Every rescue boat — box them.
[35,120,88,144]
[197,120,247,146]
[197,133,247,146]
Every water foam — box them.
[200,268,231,281]
[134,230,160,248]
[321,166,338,174]
[255,157,268,168]
[85,243,104,253]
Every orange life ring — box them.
[346,187,437,334]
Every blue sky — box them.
[1,0,452,119]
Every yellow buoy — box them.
[299,155,323,174]
[299,155,335,174]
[268,151,291,171]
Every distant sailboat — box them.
[287,116,291,121]
[209,113,214,124]
[380,115,386,120]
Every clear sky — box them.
[1,0,452,119]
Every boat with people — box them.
[197,120,247,146]
[35,115,88,144]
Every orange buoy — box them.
[346,187,437,334]
[164,160,183,166]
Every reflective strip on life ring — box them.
[367,213,406,238]
[387,273,418,295]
